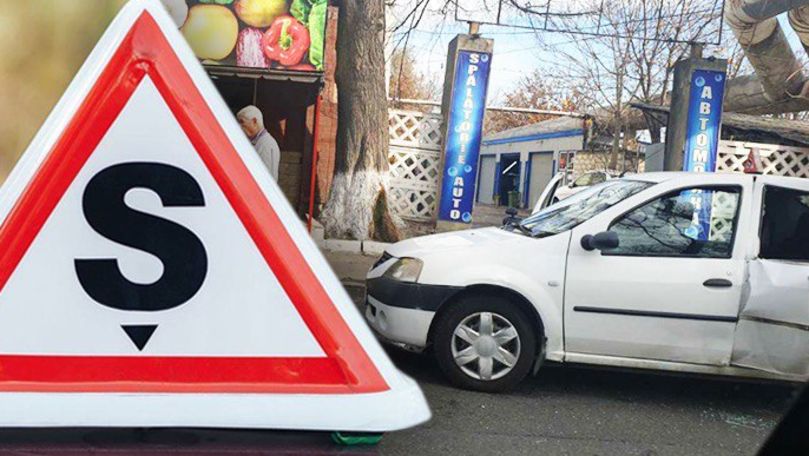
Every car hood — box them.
[386,227,522,258]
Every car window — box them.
[519,179,652,238]
[760,186,809,262]
[607,186,741,258]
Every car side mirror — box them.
[502,207,522,227]
[581,231,619,251]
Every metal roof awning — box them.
[631,102,809,148]
[204,65,324,85]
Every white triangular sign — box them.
[0,0,429,432]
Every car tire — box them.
[433,294,537,392]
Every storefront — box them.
[477,117,585,209]
[208,69,323,218]
[167,0,337,225]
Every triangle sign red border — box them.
[0,11,388,395]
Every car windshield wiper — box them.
[532,229,558,238]
[516,223,534,236]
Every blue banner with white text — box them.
[438,50,492,223]
[682,69,726,241]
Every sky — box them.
[387,2,808,107]
[387,10,548,104]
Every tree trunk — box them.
[320,0,400,242]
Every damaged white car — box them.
[365,172,809,392]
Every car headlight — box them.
[383,257,423,283]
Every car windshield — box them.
[519,179,653,237]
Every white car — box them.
[553,170,612,201]
[532,171,618,214]
[531,172,566,213]
[365,172,809,392]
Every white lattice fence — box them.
[713,140,809,239]
[718,140,809,178]
[388,109,443,221]
[389,109,443,149]
[709,190,738,241]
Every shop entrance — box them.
[208,73,321,221]
[498,153,522,207]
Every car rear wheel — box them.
[433,295,537,392]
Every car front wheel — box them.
[433,295,537,392]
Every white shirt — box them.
[251,129,280,180]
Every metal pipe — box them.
[388,98,590,118]
[735,0,809,21]
[789,5,809,53]
[307,94,322,233]
[724,0,809,114]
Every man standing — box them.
[236,105,281,180]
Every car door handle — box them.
[703,278,733,288]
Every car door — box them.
[564,174,752,366]
[730,175,809,380]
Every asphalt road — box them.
[342,284,802,456]
[380,349,799,456]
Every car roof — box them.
[623,171,749,183]
[607,171,807,186]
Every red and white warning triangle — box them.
[0,0,429,431]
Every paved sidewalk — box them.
[323,250,377,285]
[322,250,378,308]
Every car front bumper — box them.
[364,276,462,349]
[365,295,435,349]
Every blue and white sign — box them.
[682,69,726,241]
[438,50,492,223]
[683,69,725,173]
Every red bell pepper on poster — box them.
[261,15,311,67]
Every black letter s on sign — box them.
[75,162,207,312]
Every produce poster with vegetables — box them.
[164,0,327,72]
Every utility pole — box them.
[664,43,727,171]
[434,26,493,230]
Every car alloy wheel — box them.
[434,294,538,392]
[451,311,521,381]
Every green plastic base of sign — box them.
[330,431,384,446]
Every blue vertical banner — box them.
[683,69,725,173]
[438,50,492,223]
[682,69,726,241]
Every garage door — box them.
[528,153,553,209]
[477,155,496,205]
